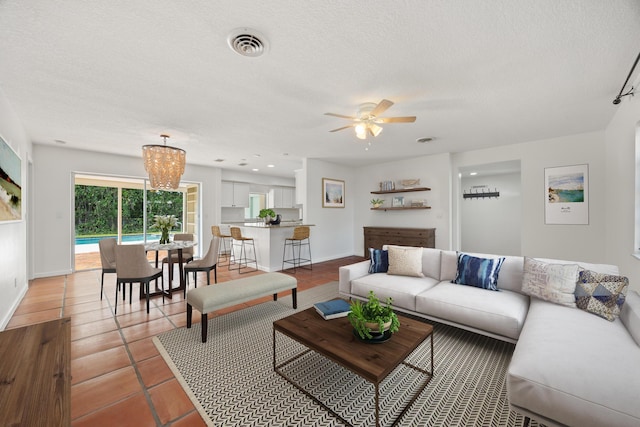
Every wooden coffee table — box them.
[273,306,434,427]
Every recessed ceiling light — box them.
[470,172,478,176]
[416,137,434,143]
[267,164,275,168]
[252,168,259,172]
[253,154,261,158]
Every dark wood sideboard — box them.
[363,226,436,258]
[0,317,71,426]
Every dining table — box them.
[144,240,196,299]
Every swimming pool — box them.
[75,234,161,245]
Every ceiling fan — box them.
[325,99,416,140]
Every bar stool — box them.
[282,226,312,273]
[211,225,232,266]
[229,227,258,273]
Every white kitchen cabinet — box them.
[281,187,294,208]
[268,187,296,208]
[221,181,250,207]
[294,169,305,205]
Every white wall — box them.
[304,158,356,262]
[460,172,521,255]
[352,153,452,256]
[0,89,32,328]
[32,144,222,278]
[452,131,607,263]
[605,94,640,292]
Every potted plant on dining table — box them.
[152,214,180,244]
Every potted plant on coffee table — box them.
[348,290,400,341]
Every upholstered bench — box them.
[186,272,297,342]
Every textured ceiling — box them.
[0,0,638,178]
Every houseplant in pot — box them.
[348,290,400,341]
[258,208,276,224]
[370,198,384,208]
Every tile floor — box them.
[7,255,364,426]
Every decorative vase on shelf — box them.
[160,229,170,244]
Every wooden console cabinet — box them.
[363,226,436,258]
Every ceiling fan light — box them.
[355,124,367,139]
[370,124,383,137]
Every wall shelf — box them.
[371,206,431,211]
[371,187,431,194]
[371,186,431,210]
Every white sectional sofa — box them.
[338,246,640,427]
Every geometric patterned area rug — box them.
[154,282,542,426]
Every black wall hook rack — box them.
[463,188,500,199]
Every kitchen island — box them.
[222,223,314,272]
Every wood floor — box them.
[8,255,365,426]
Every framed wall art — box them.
[322,178,344,208]
[0,134,22,223]
[544,164,588,225]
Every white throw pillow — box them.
[387,246,424,278]
[522,257,578,307]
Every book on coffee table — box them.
[314,299,351,320]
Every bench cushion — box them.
[187,272,297,313]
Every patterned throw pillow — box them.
[452,253,505,291]
[575,269,629,321]
[387,246,424,277]
[522,257,579,307]
[368,248,389,273]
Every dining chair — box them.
[162,233,194,281]
[184,236,220,297]
[98,238,117,300]
[114,244,164,314]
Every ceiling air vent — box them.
[227,28,268,57]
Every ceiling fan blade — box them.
[324,112,357,120]
[370,99,394,117]
[378,116,416,123]
[329,124,356,132]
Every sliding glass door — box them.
[73,174,199,271]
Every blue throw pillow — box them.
[368,248,389,273]
[453,253,505,291]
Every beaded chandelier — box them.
[142,134,186,190]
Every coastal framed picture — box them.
[322,178,344,208]
[0,134,22,223]
[544,164,588,225]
